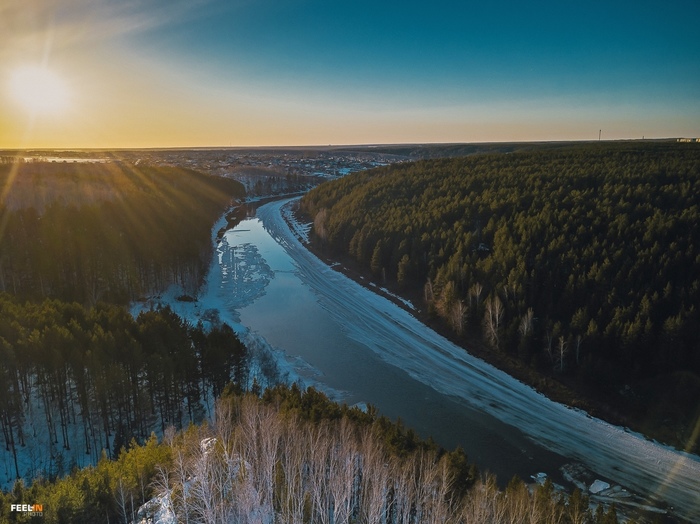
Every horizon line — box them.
[0,137,687,153]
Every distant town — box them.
[0,146,410,197]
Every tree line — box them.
[0,385,622,524]
[300,142,700,452]
[0,162,245,304]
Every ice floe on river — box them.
[131,209,344,403]
[254,198,700,523]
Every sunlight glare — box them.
[9,65,71,116]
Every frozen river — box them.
[213,198,699,521]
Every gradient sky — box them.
[1,0,699,148]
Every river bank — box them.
[290,200,696,456]
[279,198,700,522]
[139,197,700,521]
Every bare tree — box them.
[187,433,219,524]
[328,417,357,524]
[518,308,534,338]
[308,422,333,524]
[450,300,467,335]
[279,414,307,524]
[255,404,282,515]
[483,294,504,349]
[461,475,506,524]
[574,334,582,366]
[358,426,390,524]
[437,280,457,319]
[469,282,483,308]
[544,330,554,365]
[408,450,447,523]
[114,477,133,524]
[558,336,567,372]
[169,445,193,524]
[390,455,416,524]
[314,208,329,242]
[502,477,534,524]
[430,454,457,523]
[424,277,435,303]
[147,394,579,524]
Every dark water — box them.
[232,203,566,484]
[209,199,700,521]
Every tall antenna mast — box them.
[599,129,602,141]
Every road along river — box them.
[223,198,700,521]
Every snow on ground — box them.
[0,205,347,490]
[9,198,696,520]
[279,202,417,312]
[131,207,345,400]
[368,282,417,311]
[279,201,311,244]
[254,197,700,523]
[589,479,611,494]
[0,377,99,489]
[135,492,176,524]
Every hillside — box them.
[0,386,621,524]
[0,296,249,486]
[300,142,700,452]
[0,162,245,303]
[0,160,270,497]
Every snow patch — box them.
[530,472,548,485]
[589,480,611,494]
[280,202,312,244]
[250,198,700,522]
[131,205,346,403]
[136,492,176,524]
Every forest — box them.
[0,161,251,491]
[0,152,655,523]
[300,142,700,452]
[0,385,621,524]
[0,296,247,483]
[0,162,245,303]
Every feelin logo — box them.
[11,503,43,515]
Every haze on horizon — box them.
[1,0,698,149]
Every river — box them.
[215,198,699,521]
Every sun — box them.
[9,65,71,116]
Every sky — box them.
[1,0,699,148]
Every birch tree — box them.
[358,426,390,524]
[327,417,357,524]
[451,300,467,335]
[557,336,567,372]
[469,282,483,309]
[519,307,534,338]
[483,294,504,350]
[279,415,307,524]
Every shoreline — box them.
[276,198,700,522]
[284,201,681,453]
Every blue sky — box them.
[2,0,699,147]
[163,1,698,95]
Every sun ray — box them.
[0,159,23,247]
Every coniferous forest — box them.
[0,297,247,479]
[0,150,686,522]
[0,162,245,303]
[0,162,251,506]
[300,142,700,452]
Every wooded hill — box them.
[0,162,245,304]
[0,161,249,487]
[0,385,621,524]
[300,142,700,452]
[0,296,247,482]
